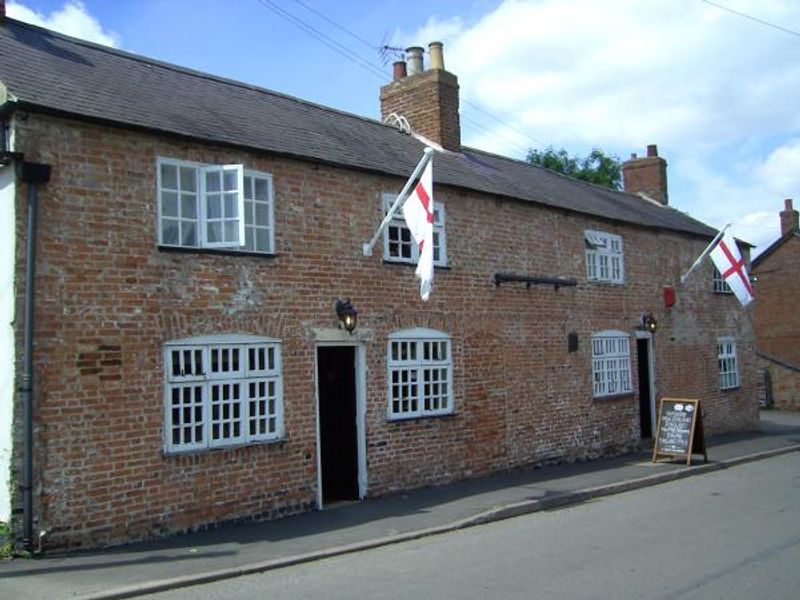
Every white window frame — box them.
[164,334,283,453]
[591,330,632,398]
[157,157,275,253]
[585,230,625,284]
[712,266,732,294]
[387,328,453,420]
[717,337,739,390]
[382,193,447,266]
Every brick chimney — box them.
[622,144,669,205]
[780,198,799,235]
[1,0,6,18]
[380,41,461,152]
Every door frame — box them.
[634,330,656,437]
[314,338,367,509]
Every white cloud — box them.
[7,1,119,47]
[397,0,800,255]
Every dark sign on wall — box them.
[652,398,707,465]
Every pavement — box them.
[1,409,799,600]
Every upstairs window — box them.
[387,328,453,419]
[712,266,732,294]
[585,230,624,284]
[382,193,447,266]
[717,337,739,390]
[591,331,632,398]
[158,158,274,253]
[164,334,283,453]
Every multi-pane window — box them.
[712,267,732,294]
[158,157,274,253]
[585,230,624,284]
[382,194,447,266]
[717,337,739,390]
[591,331,632,398]
[164,335,283,453]
[387,328,453,419]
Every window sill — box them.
[158,245,277,259]
[713,290,734,295]
[162,437,287,457]
[593,392,634,402]
[387,411,457,423]
[720,386,741,392]
[586,279,625,286]
[381,259,452,270]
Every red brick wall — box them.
[11,113,757,549]
[753,236,800,365]
[758,357,800,411]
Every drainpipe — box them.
[18,161,51,552]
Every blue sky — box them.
[7,0,800,256]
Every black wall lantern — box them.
[335,298,358,333]
[641,312,658,334]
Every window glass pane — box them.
[224,222,238,243]
[181,222,197,246]
[162,191,178,217]
[224,193,238,217]
[181,194,197,219]
[255,178,268,200]
[206,171,221,192]
[207,222,222,243]
[255,203,269,226]
[162,220,179,245]
[243,176,253,198]
[256,229,269,252]
[223,170,238,191]
[180,166,197,192]
[161,163,178,190]
[207,195,222,219]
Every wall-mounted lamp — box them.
[335,298,358,334]
[641,312,658,334]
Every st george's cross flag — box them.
[709,230,754,306]
[402,160,435,301]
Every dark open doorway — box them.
[317,346,359,503]
[637,338,653,438]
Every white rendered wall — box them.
[0,162,16,523]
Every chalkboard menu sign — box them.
[652,398,707,465]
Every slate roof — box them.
[0,17,716,238]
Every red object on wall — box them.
[664,286,676,308]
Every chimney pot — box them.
[406,46,424,75]
[392,60,407,81]
[780,198,799,235]
[428,41,445,70]
[647,144,658,157]
[630,153,637,159]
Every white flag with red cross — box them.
[709,231,754,306]
[402,160,434,301]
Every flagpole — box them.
[362,147,434,257]
[680,223,731,284]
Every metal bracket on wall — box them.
[493,272,578,290]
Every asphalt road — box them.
[141,452,800,600]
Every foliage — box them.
[526,146,622,191]
[0,522,12,559]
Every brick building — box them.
[752,199,800,410]
[0,16,758,551]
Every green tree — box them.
[526,146,622,190]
